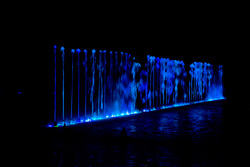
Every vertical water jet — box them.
[71,49,75,120]
[60,46,65,121]
[76,49,81,119]
[98,50,102,115]
[54,45,57,123]
[90,49,96,116]
[84,49,87,117]
[103,50,106,115]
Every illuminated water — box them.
[44,46,226,165]
[40,100,226,166]
[49,46,224,127]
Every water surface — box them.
[40,100,226,166]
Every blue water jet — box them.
[71,49,75,120]
[60,46,65,121]
[76,49,81,120]
[54,45,57,123]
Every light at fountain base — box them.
[47,97,225,128]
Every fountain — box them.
[76,49,81,121]
[60,46,65,121]
[54,45,57,125]
[48,46,225,127]
[90,49,96,117]
[71,49,75,120]
[84,49,87,117]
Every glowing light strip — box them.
[47,97,225,128]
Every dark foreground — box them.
[34,100,248,166]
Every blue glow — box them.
[48,98,225,128]
[54,45,57,122]
[85,119,91,122]
[61,46,65,121]
[76,48,80,53]
[49,46,225,128]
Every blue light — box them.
[47,97,226,128]
[85,119,91,122]
[48,46,224,128]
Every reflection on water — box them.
[42,101,225,166]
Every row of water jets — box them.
[50,46,224,127]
